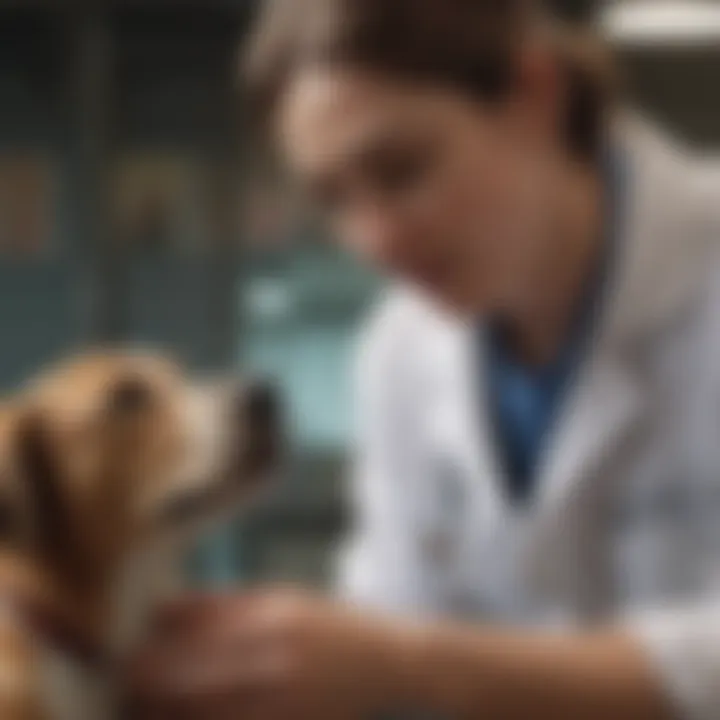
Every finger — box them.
[151,590,263,635]
[146,596,296,658]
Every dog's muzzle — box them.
[239,379,283,477]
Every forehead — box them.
[25,353,182,418]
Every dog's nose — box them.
[244,380,281,430]
[240,380,283,475]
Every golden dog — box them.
[0,351,280,719]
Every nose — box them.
[244,380,280,430]
[239,380,283,475]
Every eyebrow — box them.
[305,125,430,192]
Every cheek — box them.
[410,144,515,277]
[420,144,549,308]
[161,390,230,496]
[59,441,107,505]
[465,142,549,251]
[495,157,554,265]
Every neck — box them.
[500,158,604,366]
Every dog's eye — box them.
[108,376,152,416]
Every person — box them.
[127,1,720,718]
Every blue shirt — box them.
[485,154,622,506]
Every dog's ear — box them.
[0,410,24,547]
[13,411,70,560]
[0,486,20,546]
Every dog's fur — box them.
[0,351,279,719]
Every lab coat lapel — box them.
[533,114,702,516]
[536,346,646,514]
[523,114,716,607]
[442,319,648,521]
[523,342,650,618]
[431,314,506,525]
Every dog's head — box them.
[0,351,281,593]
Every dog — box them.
[0,350,281,719]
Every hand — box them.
[125,587,418,720]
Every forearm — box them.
[391,623,675,720]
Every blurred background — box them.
[0,0,717,588]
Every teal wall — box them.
[241,250,381,450]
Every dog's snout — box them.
[238,380,282,475]
[244,381,279,426]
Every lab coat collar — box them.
[534,115,698,507]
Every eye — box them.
[363,140,438,198]
[108,376,153,416]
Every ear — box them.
[0,488,20,546]
[0,410,24,547]
[14,411,71,560]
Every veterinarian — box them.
[128,1,720,718]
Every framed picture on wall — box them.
[240,182,305,251]
[0,154,54,259]
[114,153,208,255]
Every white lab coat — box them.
[338,115,720,720]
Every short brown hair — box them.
[243,0,616,161]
